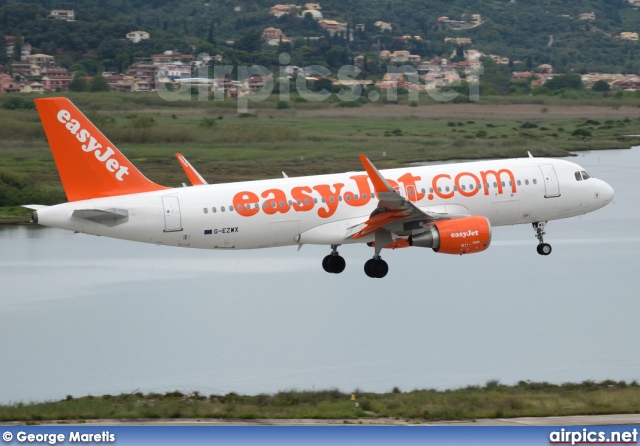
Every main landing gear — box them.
[533,221,552,256]
[364,256,389,279]
[322,244,346,274]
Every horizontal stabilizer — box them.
[72,208,129,227]
[21,205,50,210]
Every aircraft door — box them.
[162,196,182,232]
[539,164,560,198]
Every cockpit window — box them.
[581,171,591,180]
[575,172,583,181]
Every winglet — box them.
[358,155,395,194]
[176,153,208,185]
[35,97,168,202]
[528,151,534,158]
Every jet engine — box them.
[408,216,491,255]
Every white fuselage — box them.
[35,157,614,249]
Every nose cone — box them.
[597,179,614,206]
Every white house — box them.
[126,31,150,43]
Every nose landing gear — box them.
[533,222,552,256]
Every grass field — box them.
[1,380,639,423]
[1,92,639,223]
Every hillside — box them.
[1,0,640,74]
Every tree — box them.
[236,29,262,53]
[89,75,110,92]
[69,72,88,92]
[544,73,584,91]
[592,80,611,92]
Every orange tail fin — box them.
[35,97,168,202]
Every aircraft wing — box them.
[348,155,456,240]
[176,153,208,185]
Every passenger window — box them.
[272,202,277,208]
[493,182,498,188]
[429,188,434,193]
[421,188,426,194]
[485,183,490,189]
[221,206,225,212]
[322,198,326,203]
[346,195,351,201]
[330,196,334,203]
[453,186,457,192]
[533,179,538,185]
[279,201,284,207]
[288,200,292,206]
[305,198,310,205]
[509,181,513,186]
[525,180,529,185]
[517,180,521,186]
[477,183,481,190]
[501,181,506,187]
[445,186,450,192]
[314,198,318,204]
[203,208,208,214]
[237,205,242,211]
[297,200,301,205]
[461,185,466,191]
[338,196,342,202]
[362,193,367,199]
[229,205,233,212]
[437,187,442,192]
[212,207,217,213]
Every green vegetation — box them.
[1,92,640,224]
[2,380,639,423]
[2,1,640,75]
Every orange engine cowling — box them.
[408,216,492,255]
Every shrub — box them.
[199,117,217,128]
[276,101,290,109]
[521,122,538,129]
[572,128,592,137]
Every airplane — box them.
[25,97,614,278]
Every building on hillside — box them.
[126,31,150,43]
[305,3,321,10]
[374,21,392,31]
[629,0,640,6]
[302,9,323,20]
[5,36,32,60]
[269,4,300,17]
[27,54,55,68]
[48,9,74,21]
[41,74,73,92]
[537,64,553,74]
[463,14,482,23]
[579,12,595,20]
[319,20,341,32]
[262,27,285,39]
[620,32,640,41]
[445,37,472,45]
[20,81,45,94]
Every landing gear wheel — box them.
[537,243,552,256]
[323,254,345,274]
[364,259,375,278]
[322,255,332,273]
[365,259,388,278]
[328,255,346,274]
